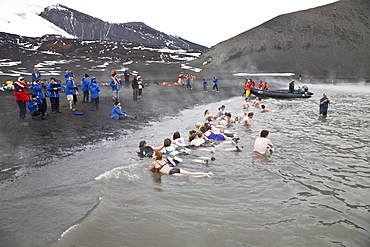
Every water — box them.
[0,83,369,247]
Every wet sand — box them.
[0,72,241,183]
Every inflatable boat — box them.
[251,86,313,99]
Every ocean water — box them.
[0,83,369,247]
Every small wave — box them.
[95,164,141,181]
[59,224,78,240]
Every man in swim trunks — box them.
[253,130,274,154]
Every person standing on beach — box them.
[137,76,144,99]
[65,74,77,111]
[14,76,31,125]
[64,69,73,82]
[212,77,219,92]
[47,77,62,113]
[124,68,131,88]
[89,77,100,111]
[132,75,139,101]
[319,93,330,117]
[202,78,208,92]
[253,130,274,154]
[82,74,90,103]
[110,74,121,102]
[186,75,192,89]
[31,68,41,83]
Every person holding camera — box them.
[27,94,46,120]
[30,78,48,112]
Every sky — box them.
[1,0,339,47]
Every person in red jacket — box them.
[258,81,264,89]
[13,76,31,125]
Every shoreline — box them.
[0,79,241,184]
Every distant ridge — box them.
[192,0,370,79]
[39,4,207,51]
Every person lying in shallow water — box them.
[149,151,212,177]
[137,140,164,158]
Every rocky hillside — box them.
[39,4,207,51]
[0,31,200,63]
[191,0,369,79]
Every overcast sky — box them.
[5,0,338,47]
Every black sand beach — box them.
[0,69,241,183]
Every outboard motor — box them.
[298,85,309,94]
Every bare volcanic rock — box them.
[192,0,370,79]
[39,4,207,51]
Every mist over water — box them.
[0,83,369,247]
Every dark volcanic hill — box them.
[39,4,207,51]
[191,0,370,79]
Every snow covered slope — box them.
[0,0,74,38]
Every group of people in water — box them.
[137,97,275,178]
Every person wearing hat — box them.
[13,76,31,124]
[110,74,121,102]
[289,80,295,93]
[82,73,90,103]
[137,76,144,99]
[27,94,46,120]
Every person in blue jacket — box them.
[202,78,208,92]
[31,68,41,83]
[89,77,100,111]
[110,74,121,102]
[27,94,46,119]
[111,101,127,119]
[212,76,219,92]
[82,74,90,103]
[65,74,77,111]
[64,69,73,82]
[47,77,62,113]
[30,78,47,112]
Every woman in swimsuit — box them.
[149,151,212,177]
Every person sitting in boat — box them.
[258,81,264,89]
[289,80,295,93]
[263,82,269,90]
